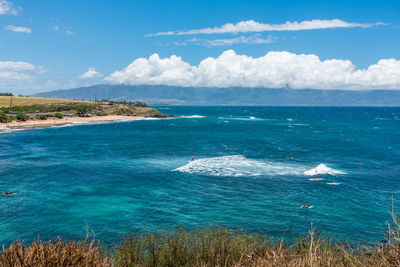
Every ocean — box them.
[1,106,399,245]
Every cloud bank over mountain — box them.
[105,50,400,90]
[79,67,103,79]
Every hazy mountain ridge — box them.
[34,84,400,106]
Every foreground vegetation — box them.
[2,213,400,267]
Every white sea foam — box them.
[0,119,148,134]
[181,115,206,118]
[0,128,24,134]
[218,116,268,121]
[303,164,346,176]
[173,155,304,177]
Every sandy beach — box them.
[0,115,147,131]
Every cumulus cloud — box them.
[0,71,31,80]
[104,50,400,90]
[0,61,98,94]
[187,34,276,47]
[0,0,19,15]
[65,30,74,35]
[79,67,103,79]
[53,25,59,31]
[0,60,37,89]
[0,61,35,71]
[148,19,381,36]
[5,25,32,33]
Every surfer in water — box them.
[191,155,195,161]
[1,192,13,196]
[300,205,313,209]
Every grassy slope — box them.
[1,224,400,266]
[0,96,165,119]
[0,96,85,107]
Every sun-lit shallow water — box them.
[1,106,400,245]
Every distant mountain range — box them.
[34,84,400,106]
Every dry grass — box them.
[1,214,400,266]
[0,96,85,107]
[0,236,111,267]
[0,96,163,118]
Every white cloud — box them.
[53,25,59,31]
[0,71,31,80]
[105,54,194,87]
[0,60,37,89]
[0,0,19,15]
[36,65,47,74]
[5,25,32,33]
[79,67,103,79]
[0,61,35,71]
[65,30,74,35]
[0,61,98,94]
[187,34,276,47]
[104,50,400,90]
[148,19,382,36]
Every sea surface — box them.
[1,106,400,245]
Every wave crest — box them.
[182,115,206,118]
[173,155,303,177]
[303,164,345,176]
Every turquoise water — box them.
[1,107,400,245]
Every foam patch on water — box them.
[173,155,304,177]
[181,115,206,118]
[218,116,270,122]
[303,164,346,176]
[0,128,24,134]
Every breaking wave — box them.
[217,116,271,122]
[182,115,206,118]
[303,164,346,176]
[173,155,304,177]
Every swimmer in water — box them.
[192,155,195,161]
[1,192,13,196]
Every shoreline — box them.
[0,115,148,132]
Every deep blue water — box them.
[1,107,400,245]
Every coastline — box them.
[0,115,147,132]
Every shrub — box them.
[76,104,93,117]
[114,227,270,267]
[116,108,133,115]
[35,114,47,120]
[0,111,10,123]
[96,111,108,116]
[55,112,64,119]
[15,112,29,121]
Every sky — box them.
[1,0,400,94]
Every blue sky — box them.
[1,0,400,93]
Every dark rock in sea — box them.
[144,113,177,118]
